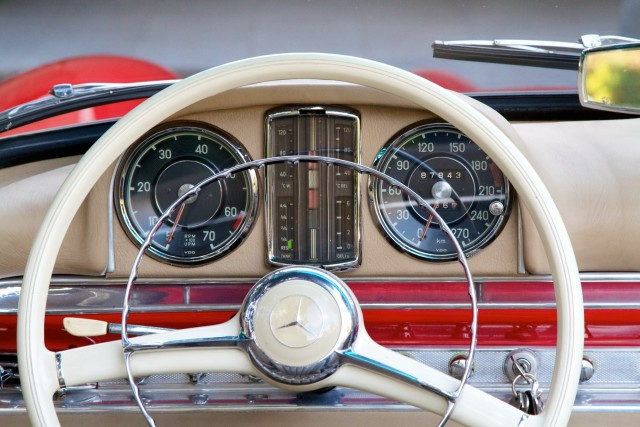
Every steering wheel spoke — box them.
[56,316,256,388]
[333,333,527,427]
[340,333,458,401]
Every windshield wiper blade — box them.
[432,35,640,70]
[0,80,177,133]
[433,39,582,70]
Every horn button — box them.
[270,295,325,348]
[240,266,358,385]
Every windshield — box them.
[0,0,636,99]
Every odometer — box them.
[369,123,511,260]
[115,122,258,265]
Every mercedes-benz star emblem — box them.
[270,295,324,348]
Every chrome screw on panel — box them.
[448,354,474,380]
[580,355,595,382]
[489,200,505,216]
[189,393,209,405]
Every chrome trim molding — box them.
[516,202,526,275]
[106,160,118,274]
[3,275,640,314]
[5,271,640,288]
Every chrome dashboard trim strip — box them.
[4,271,640,287]
[2,403,640,415]
[2,282,640,314]
[106,158,118,274]
[1,403,639,415]
[516,202,526,275]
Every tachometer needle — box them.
[166,202,186,244]
[419,214,433,241]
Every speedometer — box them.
[369,123,511,260]
[115,122,259,265]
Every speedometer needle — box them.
[419,213,433,241]
[166,202,186,244]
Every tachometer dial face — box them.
[115,123,259,265]
[369,123,511,260]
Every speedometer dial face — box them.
[116,122,259,265]
[369,123,511,260]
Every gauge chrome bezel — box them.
[114,121,260,266]
[264,106,362,272]
[368,122,512,262]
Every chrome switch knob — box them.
[580,355,595,382]
[448,354,474,380]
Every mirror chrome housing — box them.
[579,43,640,114]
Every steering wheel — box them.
[18,54,584,426]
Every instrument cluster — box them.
[114,108,512,268]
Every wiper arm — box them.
[432,34,640,70]
[0,80,177,133]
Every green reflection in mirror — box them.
[580,44,640,114]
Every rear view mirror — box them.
[579,43,640,114]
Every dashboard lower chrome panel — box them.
[3,348,640,414]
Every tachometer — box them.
[369,123,511,260]
[115,122,259,265]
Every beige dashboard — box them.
[1,82,639,280]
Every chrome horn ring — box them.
[121,155,478,427]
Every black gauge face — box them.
[370,123,511,260]
[116,123,259,265]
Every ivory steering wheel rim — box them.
[18,53,584,426]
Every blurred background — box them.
[0,0,637,91]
